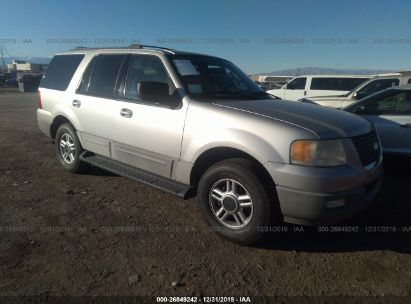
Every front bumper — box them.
[265,158,383,225]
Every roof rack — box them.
[72,44,175,53]
[394,70,411,74]
[129,44,175,51]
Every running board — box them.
[80,152,195,199]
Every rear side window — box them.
[77,56,98,93]
[310,77,368,91]
[41,54,84,91]
[87,55,126,97]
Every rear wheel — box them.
[198,158,279,245]
[55,123,86,173]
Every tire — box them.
[55,123,86,173]
[197,158,279,245]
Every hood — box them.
[213,99,372,139]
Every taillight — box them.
[37,91,42,109]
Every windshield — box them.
[344,88,399,111]
[167,54,275,100]
[341,79,371,97]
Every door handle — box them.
[72,99,81,108]
[120,108,133,118]
[400,123,411,128]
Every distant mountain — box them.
[1,57,51,65]
[262,67,393,76]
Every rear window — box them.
[40,54,84,91]
[310,77,368,91]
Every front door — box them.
[283,77,307,101]
[112,54,187,178]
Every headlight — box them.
[290,139,347,167]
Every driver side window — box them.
[124,55,172,100]
[286,77,306,90]
[362,92,408,115]
[396,92,411,114]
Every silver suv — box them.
[37,45,383,244]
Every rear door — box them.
[73,54,127,157]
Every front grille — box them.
[351,131,380,166]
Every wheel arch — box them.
[190,147,276,194]
[50,115,76,140]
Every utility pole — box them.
[0,47,5,72]
[1,48,3,71]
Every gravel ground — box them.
[1,92,411,300]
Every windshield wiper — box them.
[209,91,276,100]
[207,91,253,99]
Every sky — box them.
[1,0,411,74]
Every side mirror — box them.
[352,91,358,99]
[137,81,169,101]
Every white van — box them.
[267,75,370,101]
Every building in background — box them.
[6,60,46,73]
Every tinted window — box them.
[361,91,411,115]
[77,56,98,93]
[396,92,411,114]
[358,78,400,97]
[87,55,126,97]
[287,77,306,90]
[206,64,250,93]
[372,94,398,114]
[408,78,411,84]
[41,54,84,91]
[310,77,368,91]
[125,55,170,100]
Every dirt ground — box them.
[1,91,411,300]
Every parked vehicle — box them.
[37,45,383,244]
[255,81,282,91]
[1,71,17,87]
[5,78,18,87]
[267,75,369,101]
[344,86,411,156]
[308,72,411,108]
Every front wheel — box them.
[197,158,279,245]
